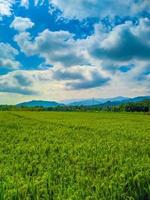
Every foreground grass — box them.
[0,111,150,199]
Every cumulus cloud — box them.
[10,17,34,32]
[90,19,150,63]
[53,68,84,81]
[67,71,110,90]
[0,71,38,95]
[86,18,150,79]
[0,43,20,69]
[14,29,89,67]
[111,60,150,95]
[128,61,150,83]
[52,66,110,90]
[50,0,150,19]
[13,73,33,86]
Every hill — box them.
[17,100,64,108]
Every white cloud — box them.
[0,0,44,18]
[52,65,110,90]
[88,18,150,66]
[0,42,20,69]
[85,18,150,95]
[0,70,37,95]
[50,0,150,19]
[10,16,34,32]
[14,29,89,67]
[0,0,149,20]
[0,0,14,17]
[21,0,45,8]
[21,0,29,9]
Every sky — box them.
[0,0,150,104]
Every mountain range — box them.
[16,96,150,108]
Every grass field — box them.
[0,111,150,199]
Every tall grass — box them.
[0,111,150,199]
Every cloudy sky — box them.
[0,0,150,104]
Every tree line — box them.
[0,100,150,112]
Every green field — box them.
[0,111,150,199]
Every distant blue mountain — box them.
[69,99,101,106]
[99,96,150,107]
[122,96,150,103]
[105,96,129,102]
[17,100,64,108]
[68,96,129,106]
[67,96,150,106]
[99,101,123,107]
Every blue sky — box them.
[0,0,149,104]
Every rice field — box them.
[0,111,150,199]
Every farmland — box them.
[0,111,150,199]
